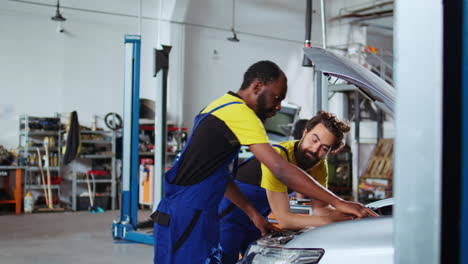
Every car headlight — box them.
[239,243,324,264]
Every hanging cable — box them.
[138,0,142,35]
[157,0,163,49]
[227,0,240,42]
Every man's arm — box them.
[310,199,336,216]
[267,190,352,230]
[249,143,378,218]
[309,160,335,216]
[224,178,282,235]
[295,193,308,199]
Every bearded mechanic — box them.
[219,111,355,264]
[151,61,377,264]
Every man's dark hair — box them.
[292,119,308,140]
[304,111,351,150]
[240,60,284,90]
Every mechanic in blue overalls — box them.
[219,111,358,264]
[152,61,377,264]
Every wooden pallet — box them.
[362,139,394,179]
[359,139,394,200]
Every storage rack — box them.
[18,115,63,209]
[358,139,394,203]
[70,130,118,211]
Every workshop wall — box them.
[169,0,322,129]
[0,0,385,149]
[181,24,314,129]
[0,0,162,148]
[179,0,373,130]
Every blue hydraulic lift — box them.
[112,34,171,245]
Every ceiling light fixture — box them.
[51,0,66,22]
[227,0,240,42]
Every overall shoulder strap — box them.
[193,101,242,130]
[232,143,290,179]
[272,144,296,194]
[272,144,290,162]
[180,101,243,157]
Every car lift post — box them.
[112,35,153,244]
[112,35,171,245]
[153,45,171,210]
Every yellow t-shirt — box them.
[172,92,269,185]
[201,93,269,145]
[260,140,328,192]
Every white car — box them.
[238,47,396,264]
[239,199,394,264]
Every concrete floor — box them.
[0,210,153,264]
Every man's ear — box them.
[251,79,263,95]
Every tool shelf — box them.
[18,115,63,211]
[68,130,118,211]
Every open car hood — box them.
[304,47,395,115]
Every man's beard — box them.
[295,148,320,170]
[256,91,276,122]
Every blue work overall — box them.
[218,145,289,264]
[153,101,242,264]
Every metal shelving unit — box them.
[26,166,60,171]
[18,115,63,210]
[26,184,60,190]
[70,130,118,211]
